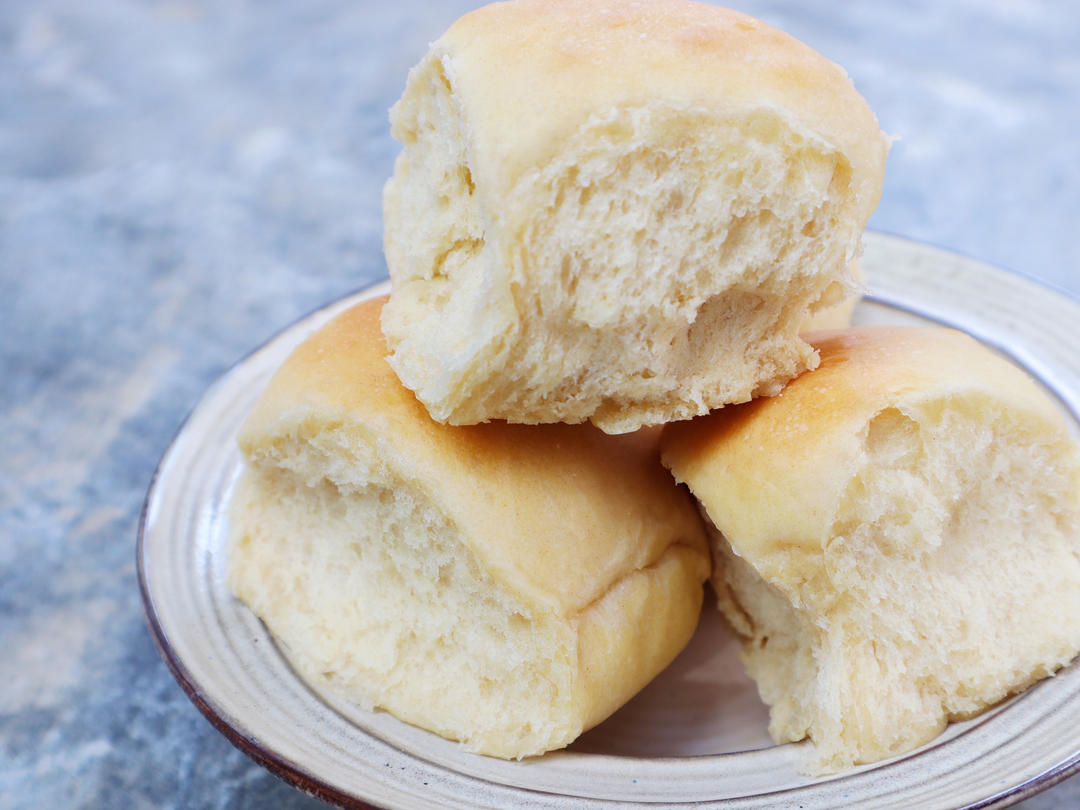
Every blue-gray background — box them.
[2,1,1077,807]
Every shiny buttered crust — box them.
[382,0,889,433]
[662,326,1080,772]
[229,296,709,758]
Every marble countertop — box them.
[2,1,1077,807]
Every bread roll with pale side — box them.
[661,326,1080,773]
[228,296,710,759]
[381,0,889,434]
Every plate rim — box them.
[135,288,390,810]
[136,232,1080,810]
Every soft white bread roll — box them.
[228,296,710,759]
[661,326,1080,773]
[381,0,889,434]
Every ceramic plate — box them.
[138,233,1080,809]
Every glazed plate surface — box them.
[138,233,1080,809]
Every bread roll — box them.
[228,296,710,759]
[381,0,889,434]
[661,326,1080,772]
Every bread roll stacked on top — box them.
[229,297,710,759]
[382,0,889,434]
[661,327,1080,772]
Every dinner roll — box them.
[228,296,709,759]
[381,0,889,434]
[661,327,1080,773]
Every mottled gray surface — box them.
[1,1,1077,808]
